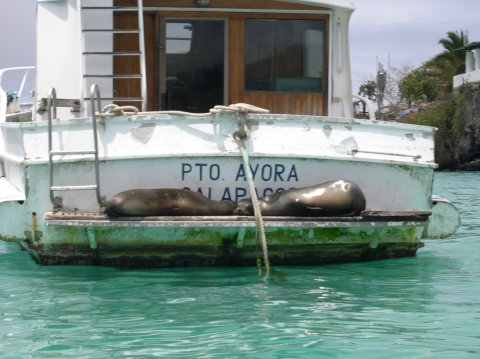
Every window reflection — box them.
[245,19,324,92]
[166,23,193,54]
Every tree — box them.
[381,63,413,110]
[358,80,377,101]
[430,30,469,77]
[399,30,469,105]
[399,66,439,106]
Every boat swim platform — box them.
[30,211,432,267]
[44,211,431,228]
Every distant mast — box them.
[376,63,386,120]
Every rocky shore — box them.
[451,85,480,170]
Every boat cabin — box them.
[33,0,354,119]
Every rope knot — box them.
[210,103,269,115]
[99,104,139,117]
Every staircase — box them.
[80,0,147,111]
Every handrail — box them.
[47,88,58,206]
[137,0,147,111]
[89,84,103,206]
[352,93,376,121]
[0,66,35,121]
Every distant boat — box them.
[0,0,459,268]
[397,107,419,119]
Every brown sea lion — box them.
[234,180,366,217]
[105,188,237,217]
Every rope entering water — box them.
[233,130,270,274]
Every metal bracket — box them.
[86,227,98,249]
[369,227,387,249]
[236,227,246,248]
[350,149,421,160]
[38,98,81,113]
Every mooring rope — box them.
[233,130,270,274]
[96,103,270,118]
[100,104,139,117]
[228,104,271,273]
[209,103,270,115]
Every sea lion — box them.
[105,188,237,217]
[234,179,366,217]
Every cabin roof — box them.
[283,0,355,11]
[461,42,480,51]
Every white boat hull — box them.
[0,113,459,266]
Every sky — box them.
[349,0,480,87]
[0,0,479,92]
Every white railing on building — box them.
[453,42,480,89]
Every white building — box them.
[453,42,480,89]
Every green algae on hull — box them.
[28,221,426,267]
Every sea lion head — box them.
[233,198,254,216]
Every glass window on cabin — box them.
[163,20,224,112]
[245,19,324,92]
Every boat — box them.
[0,0,460,268]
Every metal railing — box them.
[47,86,103,209]
[352,93,376,121]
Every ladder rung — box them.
[50,150,96,156]
[84,74,142,79]
[83,97,143,101]
[83,51,141,56]
[82,29,140,34]
[51,185,98,191]
[81,7,139,11]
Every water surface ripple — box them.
[1,172,479,358]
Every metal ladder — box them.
[47,86,103,209]
[80,0,147,111]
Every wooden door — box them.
[229,16,328,115]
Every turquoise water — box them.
[1,172,478,358]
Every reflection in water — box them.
[0,172,479,358]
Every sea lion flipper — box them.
[164,206,182,215]
[104,207,121,217]
[305,206,325,211]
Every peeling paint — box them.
[338,136,358,152]
[405,133,416,141]
[246,121,259,131]
[323,124,332,137]
[131,123,156,143]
